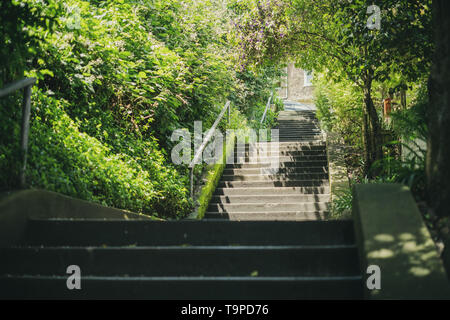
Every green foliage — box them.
[0,0,279,218]
[234,0,432,174]
[390,82,428,142]
[331,188,353,220]
[273,96,284,113]
[370,82,429,201]
[0,0,60,86]
[313,74,364,148]
[248,96,278,132]
[229,66,283,119]
[27,90,191,218]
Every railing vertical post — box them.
[190,166,194,199]
[228,103,230,124]
[19,85,32,189]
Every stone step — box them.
[223,167,328,175]
[276,121,319,124]
[277,128,320,131]
[277,133,323,136]
[211,194,331,204]
[214,186,331,196]
[226,160,328,168]
[207,202,330,213]
[278,119,318,121]
[277,122,318,124]
[0,275,363,299]
[204,211,329,221]
[277,124,318,126]
[221,173,329,181]
[278,134,323,138]
[218,180,329,188]
[0,245,358,277]
[234,142,326,147]
[279,110,316,113]
[277,128,321,131]
[232,155,328,162]
[277,119,318,122]
[279,138,324,142]
[231,150,327,157]
[234,145,326,151]
[279,111,316,114]
[278,135,323,138]
[23,220,354,246]
[276,128,322,132]
[276,130,320,133]
[277,118,318,121]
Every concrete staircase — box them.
[207,110,330,220]
[0,109,363,299]
[0,219,362,299]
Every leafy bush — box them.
[331,188,353,220]
[313,74,364,148]
[0,0,280,218]
[370,81,429,201]
[27,90,191,218]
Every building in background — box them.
[277,63,314,103]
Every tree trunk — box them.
[362,78,383,177]
[427,0,450,218]
[362,111,371,175]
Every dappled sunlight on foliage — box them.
[0,0,281,218]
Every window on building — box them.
[304,70,313,87]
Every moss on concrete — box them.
[193,131,236,220]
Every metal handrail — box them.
[260,91,274,124]
[189,100,230,198]
[0,77,37,188]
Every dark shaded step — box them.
[223,167,328,175]
[276,127,320,129]
[218,180,329,188]
[234,142,325,147]
[204,211,329,221]
[278,138,324,142]
[277,133,323,136]
[0,245,358,277]
[226,160,328,169]
[221,173,329,181]
[278,136,323,139]
[233,150,327,156]
[211,194,330,204]
[22,220,353,246]
[214,186,330,195]
[232,155,328,162]
[0,275,363,299]
[207,202,330,213]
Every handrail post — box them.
[228,103,230,124]
[20,84,32,188]
[0,78,36,189]
[260,91,274,124]
[190,166,194,199]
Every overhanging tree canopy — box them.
[233,0,432,175]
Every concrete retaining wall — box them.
[0,189,151,246]
[352,183,450,299]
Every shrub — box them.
[27,90,191,218]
